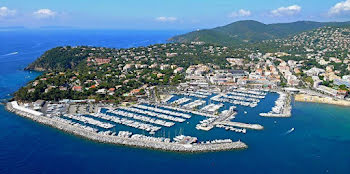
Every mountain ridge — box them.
[169,20,350,46]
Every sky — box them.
[0,0,350,30]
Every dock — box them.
[214,121,264,130]
[260,92,291,117]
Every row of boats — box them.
[150,103,218,118]
[182,100,206,109]
[129,134,171,143]
[107,109,175,127]
[162,95,174,103]
[63,114,115,129]
[121,107,186,122]
[211,94,258,107]
[229,88,267,96]
[172,97,192,105]
[200,103,224,113]
[134,104,191,119]
[176,92,207,99]
[216,124,247,134]
[200,139,233,144]
[90,112,161,134]
[224,94,260,103]
[196,117,216,131]
[228,91,266,99]
[259,92,291,117]
[53,116,99,132]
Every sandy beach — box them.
[295,94,350,107]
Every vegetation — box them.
[169,20,350,46]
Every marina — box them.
[6,101,247,152]
[5,87,291,153]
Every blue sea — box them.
[1,29,350,174]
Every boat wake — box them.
[2,52,19,56]
[284,128,295,135]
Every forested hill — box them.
[25,46,90,71]
[169,20,350,46]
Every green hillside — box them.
[169,20,350,46]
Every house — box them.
[72,86,82,92]
[130,89,141,96]
[337,90,348,99]
[96,89,107,95]
[108,88,115,95]
[174,67,184,74]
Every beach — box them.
[294,94,350,107]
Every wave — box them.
[1,52,18,56]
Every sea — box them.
[0,29,350,174]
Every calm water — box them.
[0,29,350,174]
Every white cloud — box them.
[229,9,251,18]
[33,9,56,18]
[329,0,350,15]
[0,6,16,17]
[155,16,177,22]
[271,5,301,16]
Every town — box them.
[7,25,350,152]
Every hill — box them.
[25,46,89,71]
[169,20,350,46]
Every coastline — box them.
[295,94,350,107]
[5,102,247,153]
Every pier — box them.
[120,107,186,122]
[214,121,264,130]
[133,104,191,119]
[106,110,175,127]
[172,97,192,105]
[182,100,206,109]
[260,92,292,117]
[149,103,219,118]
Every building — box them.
[316,85,338,97]
[334,79,350,88]
[304,67,325,76]
[72,86,83,92]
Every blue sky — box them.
[0,0,350,29]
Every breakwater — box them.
[6,102,247,153]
